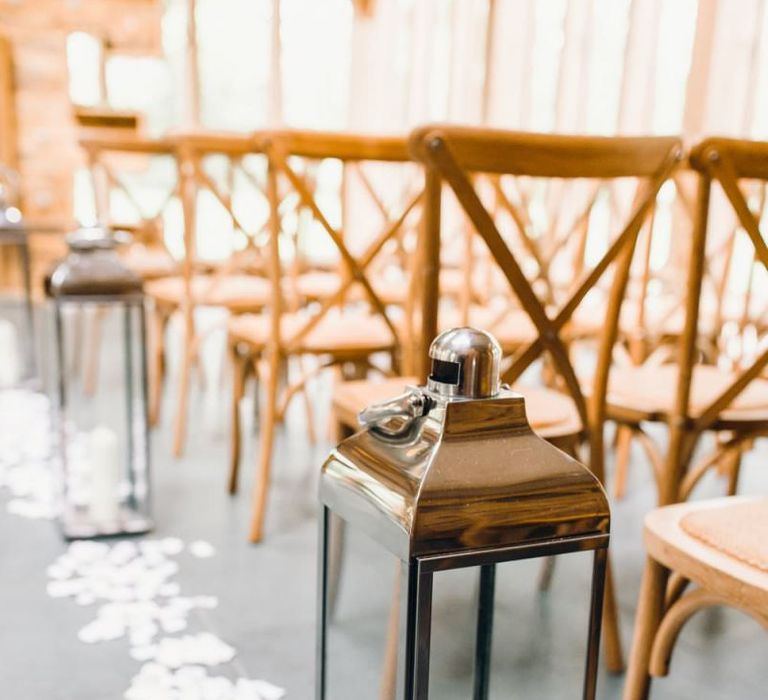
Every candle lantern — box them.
[48,226,153,539]
[317,327,610,699]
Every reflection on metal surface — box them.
[49,226,142,298]
[322,385,608,560]
[427,326,501,399]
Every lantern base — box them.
[60,505,153,540]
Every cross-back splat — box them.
[260,132,423,356]
[412,126,682,434]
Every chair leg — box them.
[623,557,669,700]
[725,446,743,497]
[327,512,347,618]
[172,308,197,458]
[172,340,194,457]
[379,563,402,700]
[299,356,317,445]
[602,556,625,673]
[228,346,248,495]
[613,425,634,500]
[248,349,281,543]
[148,307,168,427]
[537,556,556,591]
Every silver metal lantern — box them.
[48,226,152,539]
[317,327,610,700]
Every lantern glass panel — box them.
[53,297,151,538]
[324,525,595,699]
[324,526,395,698]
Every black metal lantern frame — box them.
[318,511,608,700]
[49,228,153,539]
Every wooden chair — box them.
[604,138,768,508]
[333,126,683,677]
[623,496,768,699]
[145,132,277,452]
[227,129,424,543]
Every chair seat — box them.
[121,246,178,280]
[294,271,409,306]
[146,274,272,312]
[605,364,768,424]
[645,497,768,612]
[332,377,582,439]
[228,310,397,357]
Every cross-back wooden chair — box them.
[622,137,768,698]
[146,132,277,454]
[609,162,768,500]
[624,495,768,700]
[226,129,424,543]
[605,137,768,509]
[418,126,683,676]
[332,126,682,680]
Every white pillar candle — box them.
[0,319,20,387]
[89,425,120,523]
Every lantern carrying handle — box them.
[358,387,433,439]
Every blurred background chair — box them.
[622,135,768,697]
[226,129,425,543]
[605,137,768,510]
[152,132,275,456]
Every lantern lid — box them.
[49,226,142,298]
[320,329,609,561]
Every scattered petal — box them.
[189,541,215,559]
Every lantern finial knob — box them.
[427,327,501,399]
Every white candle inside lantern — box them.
[0,319,20,387]
[89,425,120,523]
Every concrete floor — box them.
[1,318,767,699]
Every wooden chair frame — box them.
[410,125,683,673]
[230,129,425,543]
[624,496,768,700]
[622,138,768,699]
[169,132,276,455]
[668,140,768,498]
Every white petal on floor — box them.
[1,389,286,698]
[124,663,286,700]
[189,540,216,558]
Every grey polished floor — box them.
[1,326,767,699]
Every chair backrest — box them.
[410,125,682,478]
[663,137,768,501]
[255,129,424,370]
[81,134,177,246]
[173,131,271,274]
